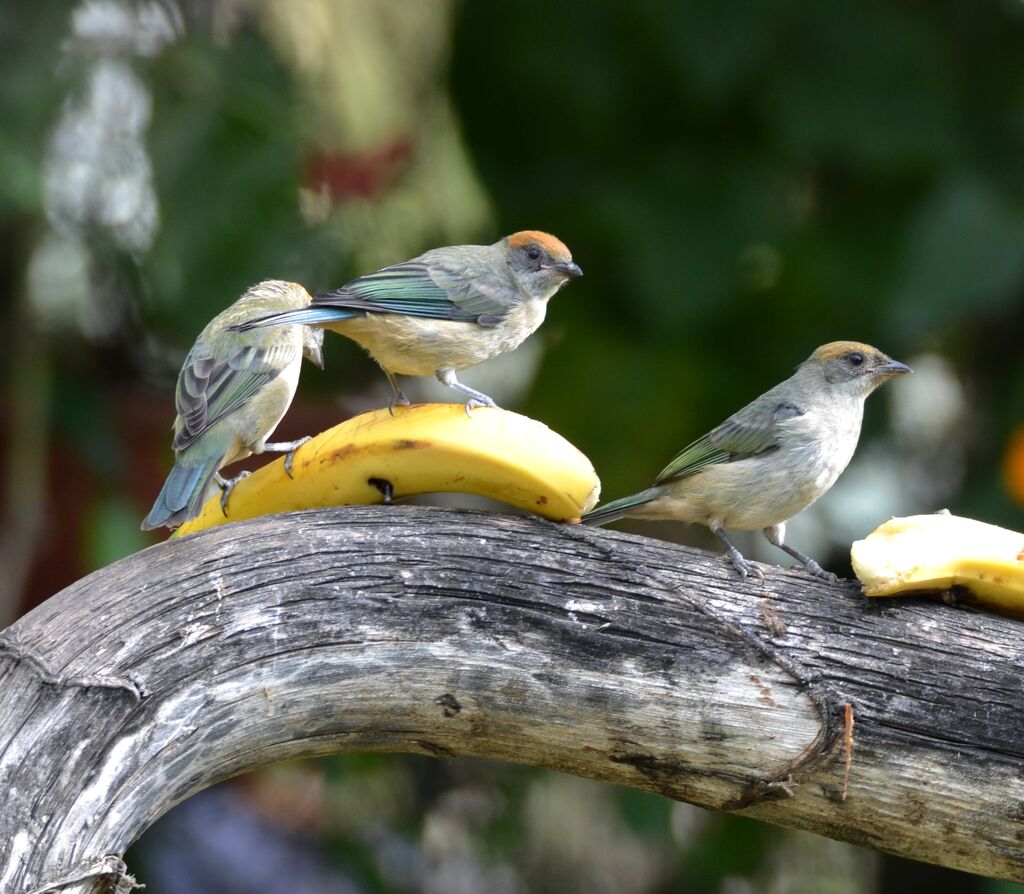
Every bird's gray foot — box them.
[436,368,499,416]
[795,558,838,584]
[713,524,765,584]
[387,391,411,415]
[368,477,394,505]
[262,437,312,478]
[765,522,835,585]
[729,553,766,583]
[216,471,251,516]
[463,395,498,416]
[385,371,411,415]
[762,524,837,582]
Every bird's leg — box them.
[216,471,251,516]
[258,437,312,478]
[762,523,838,583]
[368,477,394,505]
[436,368,499,416]
[711,523,765,583]
[384,370,410,415]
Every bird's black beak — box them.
[873,359,912,378]
[551,260,583,279]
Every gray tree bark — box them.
[0,506,1022,893]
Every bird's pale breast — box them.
[637,405,863,531]
[330,299,547,375]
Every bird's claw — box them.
[283,436,312,479]
[436,369,498,415]
[464,396,498,417]
[384,370,409,415]
[219,471,251,516]
[800,559,838,583]
[729,556,765,584]
[387,392,411,416]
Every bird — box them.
[228,231,582,412]
[581,342,911,582]
[141,280,325,530]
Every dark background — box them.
[2,1,1023,891]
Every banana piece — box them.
[851,513,1024,619]
[174,403,601,536]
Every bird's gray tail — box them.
[581,488,660,527]
[228,306,356,333]
[141,458,221,530]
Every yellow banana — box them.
[851,512,1024,619]
[174,403,600,536]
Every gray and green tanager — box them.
[583,342,911,582]
[229,231,582,412]
[141,280,324,530]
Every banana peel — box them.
[851,512,1024,619]
[174,403,601,536]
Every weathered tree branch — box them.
[1,506,1022,892]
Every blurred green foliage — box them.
[144,33,317,333]
[453,0,1024,526]
[0,6,65,218]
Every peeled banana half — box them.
[174,404,601,537]
[851,513,1024,619]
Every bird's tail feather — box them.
[141,458,221,530]
[581,488,660,527]
[229,306,356,333]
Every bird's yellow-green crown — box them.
[809,341,882,362]
[507,230,573,260]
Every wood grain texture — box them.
[0,505,1022,893]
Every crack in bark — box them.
[671,585,846,810]
[0,636,145,702]
[843,703,855,802]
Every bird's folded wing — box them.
[314,262,518,326]
[654,400,804,484]
[172,341,295,451]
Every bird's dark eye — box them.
[847,352,865,367]
[526,246,541,261]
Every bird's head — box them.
[802,341,911,397]
[302,325,325,369]
[504,230,583,300]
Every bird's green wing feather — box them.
[315,261,517,326]
[172,341,294,451]
[654,400,804,484]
